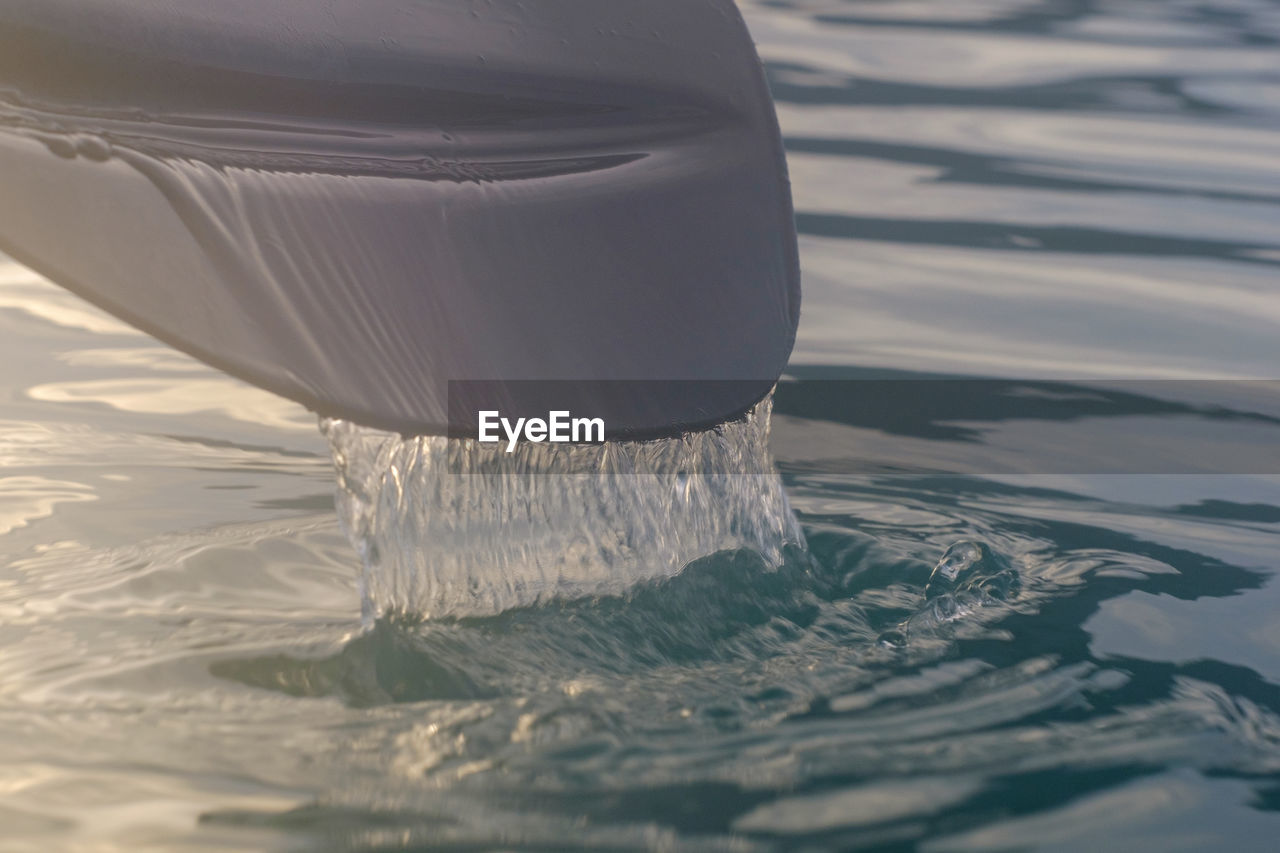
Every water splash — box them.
[879,540,1022,648]
[321,395,803,621]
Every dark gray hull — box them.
[0,0,799,436]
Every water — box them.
[320,407,801,622]
[3,0,1280,849]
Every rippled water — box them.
[3,0,1280,849]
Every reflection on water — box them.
[28,377,315,432]
[755,0,1280,380]
[0,260,137,335]
[0,475,95,536]
[2,0,1280,849]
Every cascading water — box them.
[321,394,803,621]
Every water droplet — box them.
[42,135,76,159]
[74,135,112,162]
[975,568,1020,603]
[925,540,984,599]
[877,628,907,649]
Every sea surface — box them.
[3,0,1280,849]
